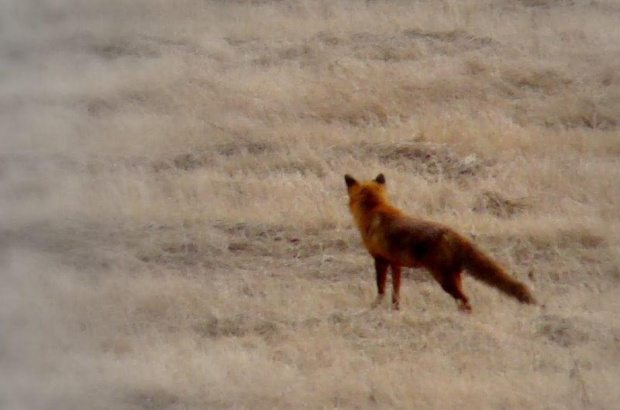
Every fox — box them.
[344,173,536,312]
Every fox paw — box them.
[371,296,384,309]
[458,302,473,314]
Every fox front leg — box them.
[391,264,402,310]
[371,257,389,308]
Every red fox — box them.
[344,173,536,312]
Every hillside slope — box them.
[1,1,620,408]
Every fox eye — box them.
[374,174,385,184]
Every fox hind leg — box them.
[451,271,472,313]
[372,257,389,308]
[436,270,472,313]
[391,264,402,310]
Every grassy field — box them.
[2,0,620,408]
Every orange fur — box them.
[345,173,536,312]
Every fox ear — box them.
[374,173,386,184]
[344,174,358,188]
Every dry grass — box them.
[2,0,620,409]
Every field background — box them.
[2,0,620,408]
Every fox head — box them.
[344,173,388,212]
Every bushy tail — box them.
[462,241,536,304]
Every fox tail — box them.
[462,241,536,304]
